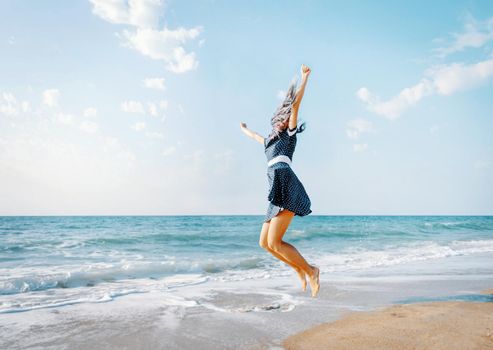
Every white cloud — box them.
[83,107,98,117]
[428,58,493,95]
[89,0,165,28]
[1,92,19,116]
[122,26,203,73]
[353,143,368,152]
[132,122,147,131]
[346,118,373,139]
[148,100,167,117]
[2,91,57,122]
[162,145,176,156]
[42,89,60,107]
[90,0,203,74]
[357,16,493,119]
[434,15,493,57]
[357,80,434,120]
[1,93,31,116]
[357,58,493,119]
[0,90,150,214]
[3,92,16,104]
[122,100,145,114]
[79,120,99,133]
[143,77,166,90]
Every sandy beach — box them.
[283,288,493,350]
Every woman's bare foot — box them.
[295,268,307,291]
[308,265,320,297]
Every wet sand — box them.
[2,274,493,349]
[283,288,493,350]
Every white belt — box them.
[268,155,292,167]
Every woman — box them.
[239,64,320,297]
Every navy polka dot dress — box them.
[264,126,312,222]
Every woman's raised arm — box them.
[289,64,311,131]
[240,122,265,145]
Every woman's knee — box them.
[259,238,270,250]
[259,222,270,250]
[267,238,282,252]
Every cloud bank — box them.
[357,15,493,119]
[90,0,203,73]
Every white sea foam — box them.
[0,288,146,314]
[0,274,209,313]
[314,239,493,272]
[199,290,301,313]
[0,256,257,295]
[288,229,306,238]
[3,239,492,296]
[1,239,492,313]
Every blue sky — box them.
[0,0,492,215]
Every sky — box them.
[0,0,492,215]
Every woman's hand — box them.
[301,64,311,79]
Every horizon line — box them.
[1,214,492,217]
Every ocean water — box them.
[1,215,492,314]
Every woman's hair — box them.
[266,75,306,141]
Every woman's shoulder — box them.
[286,126,298,137]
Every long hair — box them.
[266,74,306,142]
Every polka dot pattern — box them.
[264,127,312,222]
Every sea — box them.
[1,215,493,349]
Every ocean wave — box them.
[0,288,145,314]
[422,220,492,231]
[0,277,205,314]
[3,239,492,295]
[315,239,493,272]
[0,256,265,295]
[287,228,418,241]
[0,238,492,314]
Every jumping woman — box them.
[240,64,320,297]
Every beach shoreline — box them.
[282,288,493,350]
[1,216,493,349]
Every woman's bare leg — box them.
[259,221,307,291]
[267,209,320,297]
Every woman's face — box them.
[279,118,289,130]
[271,116,289,134]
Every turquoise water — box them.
[397,293,493,304]
[1,215,492,313]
